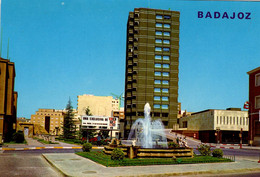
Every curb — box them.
[0,146,104,151]
[142,168,260,177]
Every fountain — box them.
[127,103,168,148]
[103,103,193,159]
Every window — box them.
[156,23,162,27]
[163,56,170,60]
[155,39,162,43]
[162,105,168,109]
[256,74,260,86]
[162,88,169,93]
[162,97,168,101]
[154,96,160,101]
[156,31,162,35]
[154,104,160,109]
[162,72,169,77]
[223,116,225,124]
[155,72,161,76]
[164,24,170,28]
[256,95,260,109]
[163,48,170,52]
[220,116,222,124]
[163,39,170,44]
[217,116,218,124]
[163,64,170,68]
[233,117,235,125]
[154,80,161,84]
[155,55,161,60]
[154,88,161,92]
[155,63,161,68]
[247,117,249,125]
[163,32,170,36]
[162,80,169,85]
[155,47,162,51]
[164,15,171,19]
[156,15,163,19]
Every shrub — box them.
[168,142,180,148]
[212,149,223,158]
[197,144,211,156]
[12,131,25,143]
[82,143,92,152]
[111,148,124,160]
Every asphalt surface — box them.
[0,153,63,177]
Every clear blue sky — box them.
[2,0,260,118]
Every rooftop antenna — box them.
[6,38,9,59]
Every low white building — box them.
[178,108,248,143]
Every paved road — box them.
[0,153,63,177]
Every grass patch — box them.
[76,150,233,167]
[4,140,27,145]
[37,139,59,144]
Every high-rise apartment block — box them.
[124,8,180,137]
[0,58,18,142]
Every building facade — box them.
[77,94,119,117]
[124,8,180,137]
[31,109,65,135]
[0,58,17,142]
[178,108,249,143]
[247,67,260,145]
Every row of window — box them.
[154,104,169,109]
[154,80,169,85]
[155,39,170,44]
[154,96,169,101]
[216,116,248,126]
[155,63,169,68]
[154,88,169,93]
[155,47,170,52]
[156,23,170,28]
[155,55,169,60]
[156,15,171,20]
[155,72,169,77]
[156,31,170,36]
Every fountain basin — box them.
[103,145,193,159]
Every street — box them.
[0,153,63,177]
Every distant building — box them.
[77,94,119,117]
[178,108,248,143]
[0,58,18,142]
[124,8,180,138]
[112,108,124,138]
[247,67,260,145]
[31,109,65,135]
[17,117,30,123]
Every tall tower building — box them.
[123,8,180,137]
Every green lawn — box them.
[3,140,27,145]
[76,150,233,167]
[37,138,59,144]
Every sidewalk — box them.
[43,153,260,177]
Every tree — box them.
[85,106,92,116]
[63,98,76,139]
